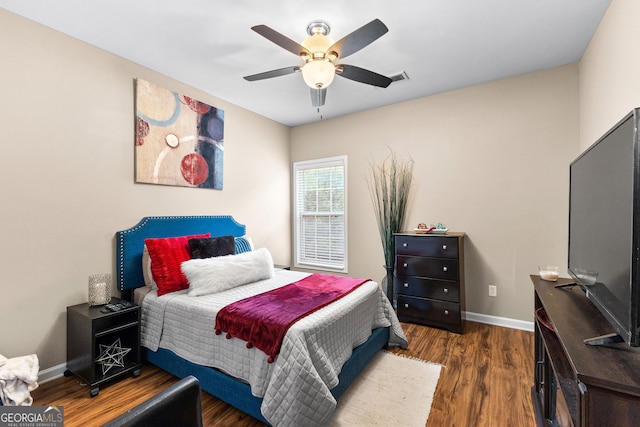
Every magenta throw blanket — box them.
[215,273,369,362]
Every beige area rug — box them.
[331,351,442,427]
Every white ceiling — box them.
[0,0,611,127]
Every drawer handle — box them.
[404,303,409,309]
[442,245,447,250]
[403,263,408,268]
[443,266,448,272]
[443,288,449,293]
[444,309,449,315]
[403,243,408,248]
[403,283,409,288]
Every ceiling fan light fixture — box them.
[302,33,333,56]
[301,60,335,88]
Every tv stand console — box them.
[531,275,640,426]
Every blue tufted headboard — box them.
[115,216,246,292]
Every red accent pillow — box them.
[145,233,210,296]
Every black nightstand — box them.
[65,297,141,396]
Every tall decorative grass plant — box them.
[367,150,414,303]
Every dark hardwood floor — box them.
[33,321,535,426]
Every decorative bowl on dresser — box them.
[394,232,465,334]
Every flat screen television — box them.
[568,108,640,346]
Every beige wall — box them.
[0,9,291,369]
[291,64,580,322]
[580,0,640,148]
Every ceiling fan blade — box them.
[311,88,327,107]
[337,64,392,88]
[244,66,300,81]
[251,25,311,57]
[328,19,388,60]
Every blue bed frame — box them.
[115,215,389,425]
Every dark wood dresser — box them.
[394,232,465,334]
[531,275,640,426]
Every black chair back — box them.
[103,375,203,427]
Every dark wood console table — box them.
[531,274,640,426]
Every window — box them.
[293,156,347,272]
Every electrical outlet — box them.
[488,285,497,297]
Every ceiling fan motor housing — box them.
[307,21,330,36]
[302,21,336,60]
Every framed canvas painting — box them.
[135,78,224,189]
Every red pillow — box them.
[145,233,210,296]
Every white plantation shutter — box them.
[293,156,347,271]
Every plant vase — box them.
[367,149,414,308]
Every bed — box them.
[116,215,408,426]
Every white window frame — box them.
[293,155,348,272]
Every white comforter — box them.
[141,269,408,427]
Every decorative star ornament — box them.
[95,338,131,375]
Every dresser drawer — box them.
[395,235,459,258]
[396,295,460,326]
[396,255,458,281]
[396,275,459,303]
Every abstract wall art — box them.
[135,78,224,189]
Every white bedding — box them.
[140,269,408,427]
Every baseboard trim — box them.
[38,312,533,383]
[464,311,534,332]
[38,363,66,384]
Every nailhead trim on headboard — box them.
[115,216,246,291]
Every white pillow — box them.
[182,247,275,296]
[142,245,157,290]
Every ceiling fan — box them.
[243,19,392,107]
